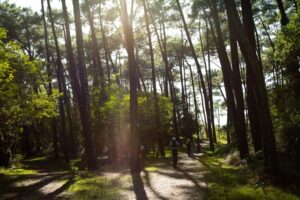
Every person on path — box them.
[169,137,180,168]
[186,139,192,157]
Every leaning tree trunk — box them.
[120,0,140,172]
[224,0,278,173]
[176,0,214,151]
[228,15,249,159]
[47,0,69,163]
[208,0,250,157]
[241,0,263,153]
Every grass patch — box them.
[201,143,300,200]
[144,166,159,172]
[68,172,119,200]
[22,156,82,172]
[0,167,37,176]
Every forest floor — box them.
[1,142,300,200]
[0,146,208,200]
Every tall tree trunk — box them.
[175,0,214,151]
[228,15,249,158]
[179,54,187,117]
[205,20,217,144]
[198,74,208,139]
[41,0,59,159]
[162,19,169,97]
[60,24,77,157]
[120,0,140,172]
[224,0,278,173]
[241,0,263,153]
[169,69,179,139]
[199,20,217,143]
[72,0,98,170]
[208,0,249,157]
[61,0,84,157]
[47,0,69,163]
[142,0,164,157]
[61,65,75,157]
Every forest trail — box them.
[104,152,208,200]
[0,149,208,200]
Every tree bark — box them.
[120,0,140,172]
[228,15,249,158]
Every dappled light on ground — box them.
[102,152,208,200]
[0,151,207,200]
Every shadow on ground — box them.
[118,152,208,200]
[1,149,208,200]
[0,171,74,200]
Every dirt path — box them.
[1,151,207,200]
[103,152,208,200]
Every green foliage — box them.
[272,12,300,169]
[0,28,57,127]
[0,2,43,56]
[274,14,300,65]
[138,93,173,143]
[279,121,300,164]
[98,86,173,146]
[0,28,58,166]
[98,86,129,123]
